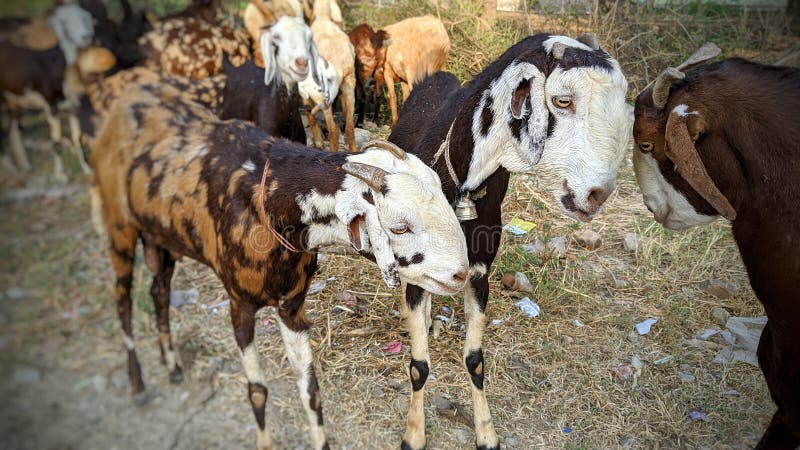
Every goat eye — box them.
[390,225,411,235]
[639,142,654,153]
[552,96,572,109]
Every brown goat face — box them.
[632,90,724,230]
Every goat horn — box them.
[360,140,407,160]
[576,33,600,51]
[677,42,721,71]
[652,67,685,109]
[342,162,389,192]
[551,42,568,59]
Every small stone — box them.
[562,335,574,345]
[504,436,520,448]
[613,276,628,289]
[522,240,546,256]
[430,393,453,410]
[619,436,636,448]
[501,273,516,289]
[573,229,602,250]
[700,280,738,299]
[452,428,472,444]
[711,307,730,327]
[363,120,378,131]
[14,367,41,384]
[726,316,767,352]
[627,331,639,343]
[678,371,696,383]
[623,232,642,252]
[548,236,567,257]
[733,350,759,367]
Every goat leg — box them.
[145,243,183,384]
[7,117,31,171]
[463,275,499,449]
[341,78,356,151]
[402,284,432,450]
[323,107,340,152]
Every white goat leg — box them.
[402,286,431,450]
[278,321,328,450]
[463,283,499,448]
[8,118,31,171]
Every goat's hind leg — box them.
[108,225,147,404]
[144,242,183,383]
[231,299,275,450]
[402,284,432,450]
[755,322,800,449]
[463,275,499,449]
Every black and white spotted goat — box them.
[389,33,631,449]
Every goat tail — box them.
[411,47,450,86]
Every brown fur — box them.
[348,24,389,126]
[633,58,800,448]
[138,17,251,79]
[92,82,355,446]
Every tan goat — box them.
[382,15,450,126]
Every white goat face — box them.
[632,147,716,230]
[260,16,314,85]
[338,150,469,295]
[535,37,631,222]
[468,35,631,222]
[298,57,340,108]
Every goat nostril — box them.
[295,58,308,69]
[452,270,468,283]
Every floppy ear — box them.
[665,107,737,220]
[347,214,365,251]
[260,31,276,84]
[510,77,532,119]
[310,40,322,85]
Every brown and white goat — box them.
[138,17,251,79]
[632,49,800,449]
[388,34,631,449]
[348,23,389,125]
[382,16,450,126]
[91,82,469,450]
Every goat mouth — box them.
[423,276,461,295]
[291,68,309,80]
[559,193,593,223]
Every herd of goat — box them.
[1,0,799,449]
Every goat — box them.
[0,43,113,179]
[388,33,631,449]
[301,0,356,151]
[138,17,251,79]
[632,48,800,449]
[91,81,469,450]
[81,0,149,70]
[349,23,389,126]
[381,16,450,126]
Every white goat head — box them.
[335,143,469,295]
[48,4,95,65]
[467,34,631,222]
[298,55,340,109]
[260,16,319,87]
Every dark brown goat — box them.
[348,23,388,125]
[633,56,800,449]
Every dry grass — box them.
[1,1,797,448]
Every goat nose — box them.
[452,269,468,284]
[585,186,612,215]
[295,57,308,69]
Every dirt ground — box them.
[0,113,773,450]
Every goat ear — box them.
[510,77,532,119]
[576,33,600,51]
[347,214,365,251]
[310,40,322,86]
[260,32,276,84]
[664,107,736,220]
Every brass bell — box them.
[454,195,478,221]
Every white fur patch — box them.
[673,104,700,117]
[241,344,267,385]
[123,336,135,350]
[242,159,255,172]
[542,36,594,54]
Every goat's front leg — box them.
[68,113,91,174]
[384,66,399,127]
[341,77,357,151]
[7,116,30,171]
[231,300,274,450]
[322,107,340,152]
[277,308,329,450]
[402,284,432,450]
[463,275,499,449]
[306,110,325,149]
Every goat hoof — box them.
[400,441,424,450]
[476,445,500,450]
[132,390,149,406]
[169,368,184,384]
